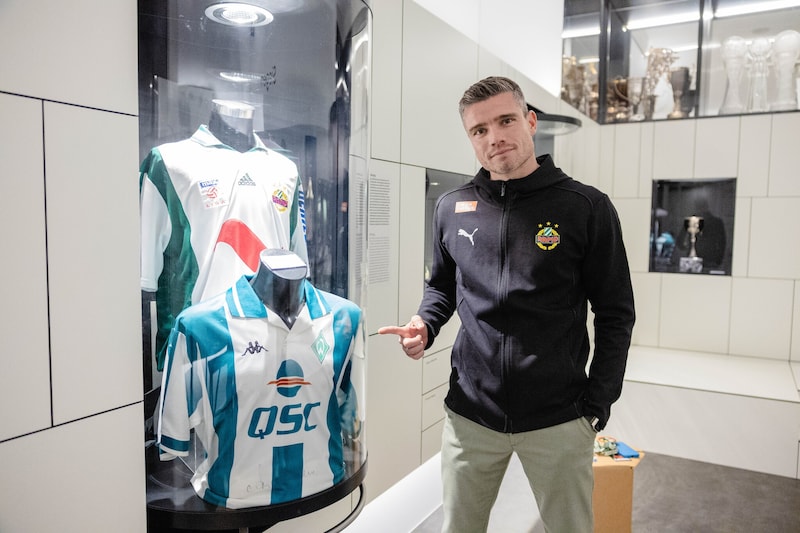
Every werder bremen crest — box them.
[312,332,331,363]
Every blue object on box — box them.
[615,441,640,458]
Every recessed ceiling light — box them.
[219,71,262,83]
[205,3,274,27]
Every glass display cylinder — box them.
[138,0,371,528]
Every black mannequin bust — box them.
[250,249,308,328]
[208,99,256,153]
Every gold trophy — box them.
[679,215,705,273]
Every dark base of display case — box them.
[145,445,367,532]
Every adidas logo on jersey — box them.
[238,173,256,186]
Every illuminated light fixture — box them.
[578,56,599,64]
[562,26,601,39]
[715,0,800,18]
[624,11,701,30]
[205,3,274,27]
[219,71,262,83]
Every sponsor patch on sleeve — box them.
[454,201,477,213]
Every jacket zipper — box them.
[499,181,512,433]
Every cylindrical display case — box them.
[137,1,370,530]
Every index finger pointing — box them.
[377,325,406,336]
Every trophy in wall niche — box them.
[679,215,705,273]
[771,29,800,111]
[746,37,772,113]
[719,36,748,115]
[642,47,677,120]
[668,67,691,119]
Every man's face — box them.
[461,92,538,181]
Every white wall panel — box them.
[421,419,444,461]
[694,116,740,178]
[729,278,794,360]
[398,165,426,321]
[614,198,651,274]
[629,272,661,347]
[737,114,771,197]
[769,112,800,197]
[401,1,478,174]
[43,102,142,424]
[652,120,696,179]
[637,121,655,197]
[477,0,563,97]
[612,124,642,198]
[793,282,800,362]
[597,126,615,194]
[422,350,450,394]
[659,274,731,353]
[370,0,403,162]
[748,197,800,279]
[0,0,137,114]
[365,332,423,501]
[0,404,146,532]
[730,197,751,277]
[605,380,800,478]
[566,120,601,188]
[412,0,480,41]
[0,93,51,441]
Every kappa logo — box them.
[458,228,478,246]
[241,340,267,357]
[535,222,561,250]
[268,360,311,398]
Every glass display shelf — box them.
[562,0,800,123]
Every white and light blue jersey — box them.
[140,126,309,370]
[156,276,362,509]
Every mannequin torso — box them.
[249,249,308,328]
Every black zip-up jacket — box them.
[419,155,635,433]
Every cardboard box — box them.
[592,448,644,533]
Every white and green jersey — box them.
[156,276,362,509]
[140,126,308,370]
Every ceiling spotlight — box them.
[205,3,274,27]
[219,71,262,83]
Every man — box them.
[379,76,635,532]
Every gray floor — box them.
[413,452,800,533]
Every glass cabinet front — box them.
[138,0,370,529]
[562,0,800,123]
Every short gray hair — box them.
[458,76,527,118]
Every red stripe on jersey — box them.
[215,219,267,271]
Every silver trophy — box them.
[668,67,691,119]
[746,37,772,113]
[719,36,748,115]
[771,30,800,111]
[679,215,705,273]
[642,48,677,120]
[626,77,645,121]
